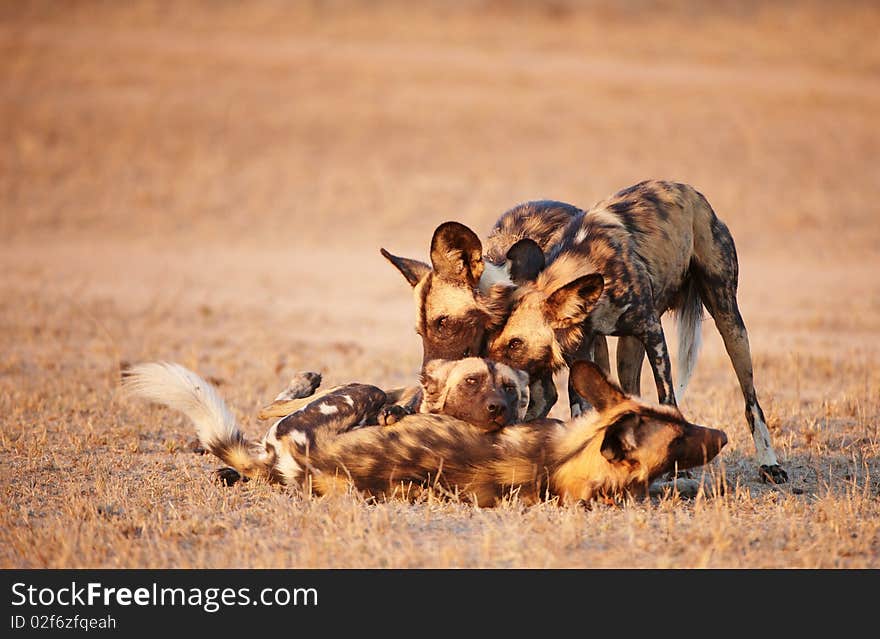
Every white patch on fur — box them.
[290,430,309,447]
[479,261,512,293]
[574,227,588,244]
[275,452,303,484]
[342,395,354,407]
[263,421,303,482]
[654,342,666,361]
[318,403,338,415]
[750,405,779,467]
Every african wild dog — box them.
[381,200,607,418]
[254,358,531,433]
[121,357,530,484]
[122,359,727,506]
[486,180,787,483]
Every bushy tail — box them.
[121,362,271,480]
[672,276,703,402]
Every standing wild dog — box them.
[381,200,607,418]
[487,180,787,483]
[122,360,727,506]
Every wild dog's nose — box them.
[486,401,500,415]
[703,427,728,460]
[676,425,729,470]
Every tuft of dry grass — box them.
[1,1,879,568]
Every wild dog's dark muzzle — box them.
[478,391,515,430]
[675,425,728,470]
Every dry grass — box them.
[1,0,879,568]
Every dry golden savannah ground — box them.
[1,1,879,568]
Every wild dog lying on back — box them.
[381,200,605,418]
[122,357,530,484]
[122,360,727,506]
[255,358,530,434]
[486,180,787,483]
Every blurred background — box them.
[1,0,878,390]
[3,1,878,246]
[3,2,880,569]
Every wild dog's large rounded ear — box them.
[506,238,545,284]
[599,413,640,462]
[418,359,458,412]
[380,248,431,287]
[544,273,604,328]
[430,221,484,286]
[569,359,627,412]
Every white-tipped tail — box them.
[121,362,270,480]
[673,277,704,402]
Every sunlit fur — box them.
[419,357,530,429]
[382,201,581,365]
[486,180,786,482]
[123,361,727,506]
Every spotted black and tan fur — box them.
[121,357,530,484]
[122,360,727,506]
[487,180,787,483]
[381,200,606,418]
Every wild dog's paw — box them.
[759,464,789,484]
[378,404,414,426]
[214,467,247,487]
[258,372,324,420]
[277,371,323,401]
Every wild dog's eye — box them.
[463,347,471,357]
[435,316,448,330]
[503,383,517,394]
[465,377,478,385]
[508,338,524,351]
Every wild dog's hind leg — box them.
[693,205,786,482]
[258,371,324,420]
[616,335,645,396]
[698,285,787,483]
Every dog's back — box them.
[484,200,583,268]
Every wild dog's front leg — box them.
[640,323,697,481]
[275,383,389,444]
[640,322,677,407]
